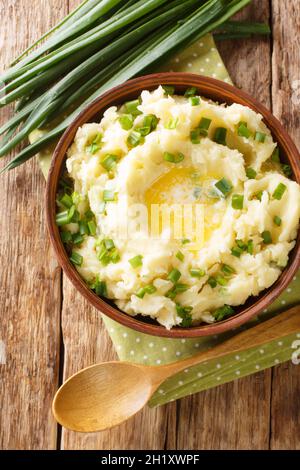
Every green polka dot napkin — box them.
[39,34,300,407]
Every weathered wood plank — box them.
[175,0,273,450]
[270,0,300,450]
[217,0,271,103]
[0,0,66,450]
[60,0,177,451]
[176,374,271,450]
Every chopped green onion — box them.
[214,127,227,145]
[127,130,144,147]
[215,178,233,197]
[190,268,206,280]
[124,99,141,116]
[162,85,175,96]
[184,87,197,97]
[262,230,272,245]
[189,96,200,106]
[166,284,188,299]
[176,304,193,327]
[176,251,184,262]
[92,278,107,298]
[247,239,254,255]
[167,268,181,284]
[213,305,234,322]
[182,238,191,245]
[254,190,263,202]
[119,114,134,130]
[96,281,108,298]
[110,248,120,264]
[190,268,205,278]
[79,220,89,235]
[173,283,189,293]
[56,204,78,226]
[72,233,84,245]
[60,193,73,208]
[246,167,257,179]
[71,209,80,224]
[163,151,184,163]
[136,287,146,299]
[198,117,212,137]
[103,190,116,202]
[85,209,94,220]
[165,287,176,300]
[71,191,81,205]
[56,210,70,226]
[86,133,102,154]
[70,251,83,267]
[274,215,282,227]
[87,220,97,236]
[101,154,118,171]
[190,129,201,144]
[144,285,157,295]
[208,277,217,288]
[103,239,115,250]
[98,251,111,266]
[61,230,72,244]
[216,275,228,286]
[138,126,151,136]
[231,246,243,258]
[237,121,251,138]
[96,239,119,266]
[282,164,292,177]
[221,264,236,276]
[138,114,159,135]
[255,131,266,143]
[136,285,157,299]
[272,183,287,200]
[174,153,184,163]
[87,142,101,155]
[163,152,175,162]
[165,117,178,129]
[236,239,247,251]
[271,147,280,163]
[129,255,143,269]
[232,194,244,210]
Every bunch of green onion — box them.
[0,0,270,172]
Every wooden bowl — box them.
[46,73,300,338]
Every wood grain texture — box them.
[0,0,299,450]
[270,0,300,450]
[0,0,67,450]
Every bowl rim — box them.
[46,72,300,338]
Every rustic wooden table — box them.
[0,0,299,450]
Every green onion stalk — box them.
[0,0,271,172]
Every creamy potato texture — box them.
[61,86,300,329]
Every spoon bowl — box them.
[53,362,154,432]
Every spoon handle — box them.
[150,306,300,386]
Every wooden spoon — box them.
[53,306,300,432]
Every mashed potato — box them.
[58,86,300,329]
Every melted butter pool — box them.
[145,168,224,244]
